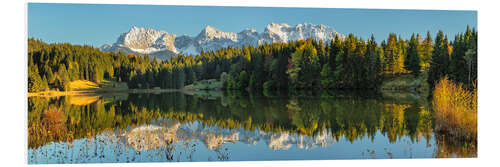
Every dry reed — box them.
[433,77,477,142]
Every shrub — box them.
[433,76,477,142]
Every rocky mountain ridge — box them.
[100,23,345,60]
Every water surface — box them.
[27,91,474,164]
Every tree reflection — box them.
[28,90,475,161]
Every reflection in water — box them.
[27,91,476,164]
[126,123,179,152]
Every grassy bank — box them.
[30,74,431,98]
[183,75,430,94]
[28,80,126,97]
[183,79,223,90]
[433,77,477,143]
[28,79,179,97]
[380,73,429,92]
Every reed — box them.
[433,77,477,142]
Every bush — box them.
[433,76,477,142]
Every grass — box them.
[433,77,477,143]
[98,79,129,91]
[28,79,129,97]
[69,80,99,90]
[184,79,223,90]
[380,72,429,92]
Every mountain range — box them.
[100,23,345,60]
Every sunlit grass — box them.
[380,73,429,92]
[28,79,130,97]
[69,80,100,90]
[433,77,477,142]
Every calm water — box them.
[27,91,475,164]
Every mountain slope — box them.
[101,23,345,60]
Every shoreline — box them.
[28,88,180,98]
[28,86,427,98]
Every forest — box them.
[27,26,477,93]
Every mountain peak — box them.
[203,25,217,32]
[196,25,237,42]
[128,26,149,33]
[240,28,257,34]
[199,25,221,38]
[265,23,290,32]
[268,22,290,26]
[102,23,344,60]
[127,26,165,34]
[106,26,178,56]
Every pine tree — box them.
[384,33,399,74]
[464,27,477,88]
[449,34,468,84]
[404,33,422,76]
[420,32,433,70]
[320,64,334,89]
[366,34,383,88]
[427,31,450,88]
[28,65,44,92]
[286,48,304,90]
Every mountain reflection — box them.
[27,91,475,163]
[114,120,336,152]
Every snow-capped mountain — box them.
[100,26,178,60]
[101,23,345,60]
[261,23,344,44]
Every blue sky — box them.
[28,3,477,47]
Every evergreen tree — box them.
[28,65,44,92]
[320,64,335,89]
[427,31,450,88]
[383,33,399,74]
[449,34,468,84]
[286,47,304,90]
[404,33,422,76]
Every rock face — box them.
[117,26,177,54]
[100,26,178,60]
[261,23,344,44]
[101,23,345,60]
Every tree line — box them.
[28,26,477,93]
[427,27,477,90]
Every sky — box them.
[28,3,477,47]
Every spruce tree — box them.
[404,33,422,76]
[427,31,450,88]
[449,34,468,84]
[421,31,433,69]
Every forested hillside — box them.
[27,26,477,93]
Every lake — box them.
[27,90,476,164]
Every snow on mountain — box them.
[262,23,345,43]
[100,26,178,60]
[101,23,345,60]
[117,26,177,54]
[191,25,239,53]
